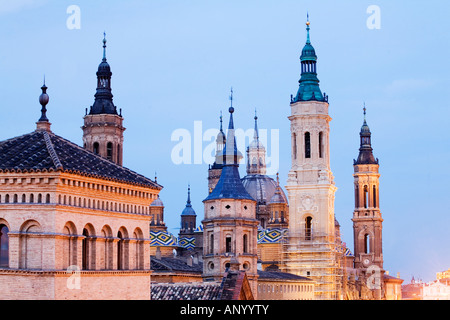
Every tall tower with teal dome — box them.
[284,16,339,300]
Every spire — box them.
[102,31,107,62]
[181,185,196,216]
[292,15,326,103]
[253,109,259,141]
[306,13,311,45]
[204,102,254,202]
[89,32,117,115]
[354,104,378,165]
[36,78,51,132]
[222,89,243,166]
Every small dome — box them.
[269,191,286,204]
[242,174,287,205]
[181,205,196,216]
[151,195,164,207]
[301,43,317,61]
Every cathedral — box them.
[0,18,403,300]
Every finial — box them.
[187,184,191,205]
[102,31,107,61]
[306,13,311,44]
[276,172,280,186]
[155,171,158,183]
[254,109,259,140]
[363,102,367,120]
[229,87,234,112]
[220,111,223,132]
[39,79,49,122]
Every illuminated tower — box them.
[202,106,259,296]
[352,106,384,299]
[283,17,339,300]
[82,33,125,165]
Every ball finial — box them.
[229,107,234,114]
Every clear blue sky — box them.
[1,0,449,283]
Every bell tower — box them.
[82,33,125,165]
[352,106,384,298]
[202,105,259,296]
[283,16,339,300]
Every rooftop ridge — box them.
[42,131,63,170]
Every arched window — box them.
[305,132,311,159]
[5,194,9,203]
[13,194,18,203]
[355,185,359,208]
[93,142,100,155]
[0,224,9,267]
[319,132,324,158]
[364,234,371,254]
[243,234,248,253]
[117,231,124,270]
[38,194,42,204]
[117,145,121,164]
[22,194,26,203]
[82,228,90,270]
[305,216,313,240]
[106,142,113,161]
[46,194,51,204]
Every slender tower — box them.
[284,16,338,300]
[352,106,384,299]
[207,112,226,194]
[202,105,259,296]
[82,33,126,165]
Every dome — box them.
[269,189,286,204]
[151,195,164,207]
[301,43,317,61]
[241,174,287,205]
[181,205,196,216]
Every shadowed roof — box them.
[0,130,161,189]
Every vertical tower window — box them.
[209,234,214,254]
[117,144,121,164]
[305,216,313,240]
[293,133,297,160]
[93,142,100,155]
[364,234,371,254]
[0,225,9,268]
[364,185,369,209]
[319,132,324,158]
[355,185,359,208]
[107,142,113,161]
[373,186,377,208]
[243,234,248,253]
[305,132,311,159]
[225,235,232,253]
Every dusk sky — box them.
[1,0,449,282]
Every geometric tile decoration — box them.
[178,237,195,250]
[257,228,287,244]
[150,230,178,247]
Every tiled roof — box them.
[0,130,161,189]
[150,257,203,273]
[151,282,222,300]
